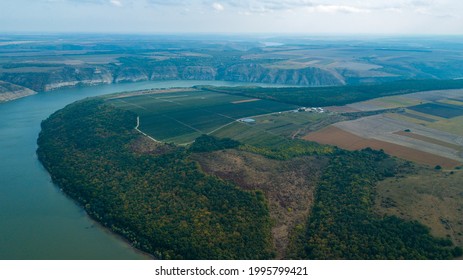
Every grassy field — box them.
[438,98,463,106]
[428,116,463,136]
[107,89,297,144]
[375,168,463,249]
[387,110,442,125]
[351,95,426,110]
[389,110,463,138]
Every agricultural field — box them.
[210,110,342,146]
[303,125,461,168]
[303,89,463,168]
[346,95,426,111]
[408,102,463,119]
[427,116,463,136]
[438,98,463,106]
[109,86,463,169]
[107,89,298,144]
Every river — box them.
[0,80,276,259]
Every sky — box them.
[1,0,462,35]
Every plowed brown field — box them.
[303,125,461,168]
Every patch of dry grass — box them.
[375,168,463,248]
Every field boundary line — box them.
[161,114,203,133]
[207,121,237,135]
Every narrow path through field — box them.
[135,116,161,143]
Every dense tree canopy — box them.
[37,99,274,259]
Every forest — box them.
[290,149,462,259]
[37,99,274,259]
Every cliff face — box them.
[114,67,149,83]
[150,65,179,80]
[45,67,114,91]
[0,81,37,102]
[221,64,345,86]
[182,66,217,80]
[0,62,345,102]
[0,66,114,92]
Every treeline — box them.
[291,148,462,259]
[37,99,274,259]
[189,135,335,160]
[197,79,463,107]
[189,134,240,152]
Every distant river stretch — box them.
[0,80,277,259]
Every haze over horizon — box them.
[1,0,462,35]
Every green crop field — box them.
[107,90,297,143]
[211,111,331,145]
[409,102,463,119]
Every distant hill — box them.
[3,35,463,102]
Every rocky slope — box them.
[0,62,344,102]
[0,81,37,102]
[221,63,344,86]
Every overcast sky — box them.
[1,0,462,35]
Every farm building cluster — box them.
[296,107,325,113]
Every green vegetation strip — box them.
[198,79,463,107]
[37,99,274,259]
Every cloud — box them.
[212,2,224,11]
[310,5,370,14]
[34,0,462,19]
[109,0,122,7]
[222,0,372,15]
[146,0,187,6]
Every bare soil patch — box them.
[395,131,462,151]
[324,105,360,113]
[129,136,174,155]
[303,126,461,168]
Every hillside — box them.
[0,81,36,102]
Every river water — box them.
[0,80,273,259]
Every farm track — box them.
[135,116,160,143]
